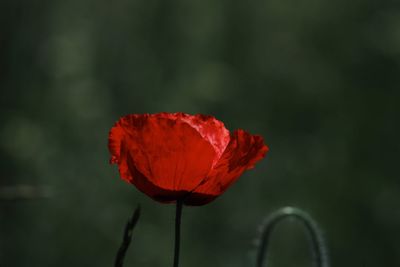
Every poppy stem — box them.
[173,199,183,267]
[255,207,329,267]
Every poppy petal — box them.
[108,121,125,164]
[185,129,268,205]
[126,152,189,203]
[178,113,230,165]
[111,114,216,193]
[156,113,230,164]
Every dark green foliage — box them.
[0,0,399,266]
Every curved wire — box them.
[255,207,329,267]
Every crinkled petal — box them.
[109,114,216,193]
[178,113,230,165]
[155,112,230,165]
[185,129,269,205]
[108,121,125,164]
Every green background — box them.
[1,0,399,266]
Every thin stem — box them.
[173,199,183,267]
[256,207,329,267]
[115,205,141,267]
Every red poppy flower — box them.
[108,112,268,205]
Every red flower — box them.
[108,112,269,205]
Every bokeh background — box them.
[1,0,399,266]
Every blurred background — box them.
[1,0,399,266]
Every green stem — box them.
[114,205,141,267]
[173,200,183,267]
[256,207,329,267]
